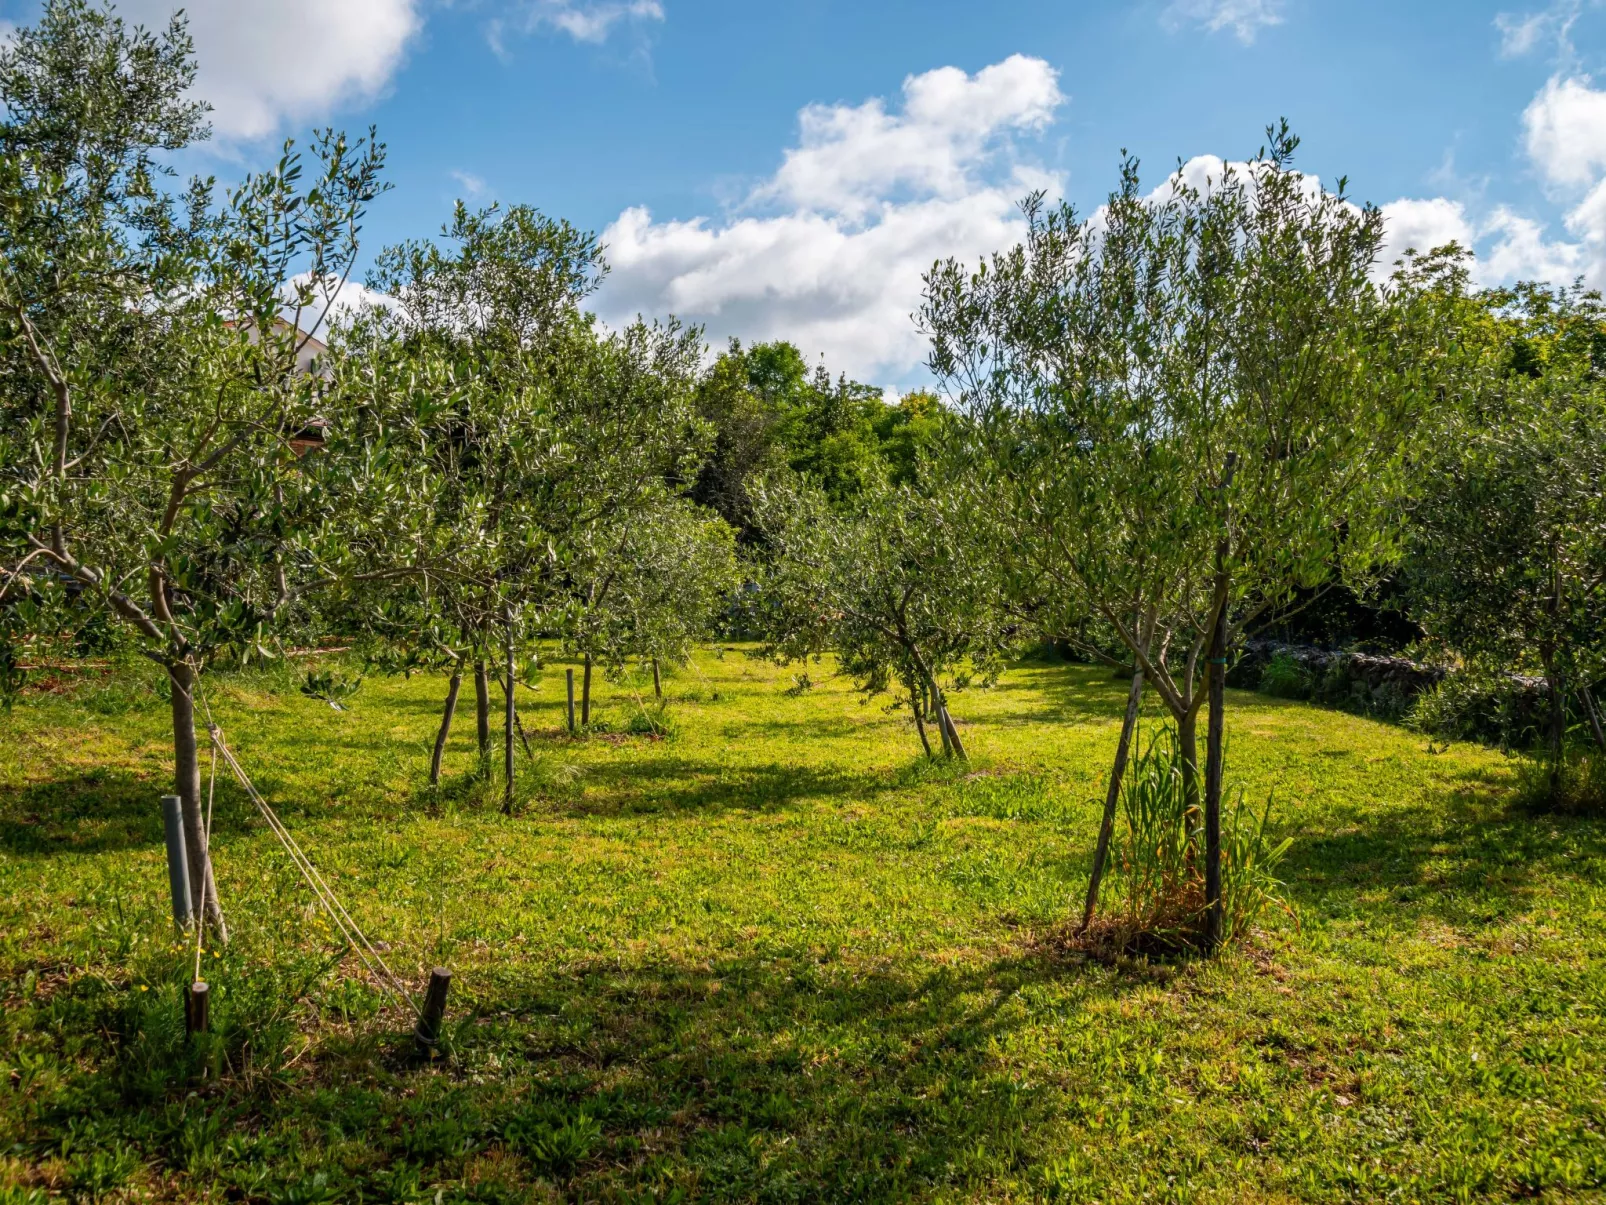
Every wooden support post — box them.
[565,668,576,733]
[652,658,662,700]
[582,655,593,727]
[185,981,210,1035]
[415,967,451,1054]
[161,795,193,929]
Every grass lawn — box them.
[1,648,1603,1203]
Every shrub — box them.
[1410,665,1546,749]
[1258,651,1315,700]
[626,702,678,738]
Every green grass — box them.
[1,648,1604,1202]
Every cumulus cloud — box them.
[596,55,1064,383]
[115,0,422,141]
[1523,74,1606,187]
[1377,197,1477,269]
[1161,0,1285,44]
[284,273,397,339]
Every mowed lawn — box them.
[2,648,1604,1202]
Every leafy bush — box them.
[1258,651,1315,700]
[626,702,678,738]
[1410,665,1546,749]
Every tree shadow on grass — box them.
[196,941,1151,1202]
[0,768,169,857]
[1280,773,1606,929]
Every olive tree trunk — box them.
[1203,591,1228,952]
[167,659,226,941]
[473,660,491,761]
[911,685,934,758]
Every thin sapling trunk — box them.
[430,672,462,786]
[652,658,662,700]
[1583,684,1606,752]
[503,624,516,815]
[582,654,593,727]
[1081,664,1145,934]
[1204,593,1228,951]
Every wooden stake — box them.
[185,981,209,1035]
[652,658,662,700]
[415,967,451,1053]
[565,668,576,732]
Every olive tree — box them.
[563,493,738,717]
[923,125,1447,944]
[360,201,605,785]
[752,469,1011,759]
[354,212,710,804]
[0,1,388,937]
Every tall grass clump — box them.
[1514,746,1606,814]
[1095,724,1292,955]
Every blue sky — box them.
[7,0,1606,388]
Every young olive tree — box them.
[360,201,605,786]
[355,210,709,804]
[0,1,387,937]
[562,493,738,717]
[923,125,1447,945]
[1407,281,1606,780]
[753,469,1011,759]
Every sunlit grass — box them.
[2,647,1603,1201]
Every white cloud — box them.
[596,56,1064,383]
[1377,197,1477,269]
[1482,208,1587,280]
[1523,74,1606,187]
[1162,0,1285,44]
[284,273,396,339]
[1496,10,1551,56]
[499,0,665,47]
[451,170,488,198]
[757,56,1062,222]
[115,0,422,141]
